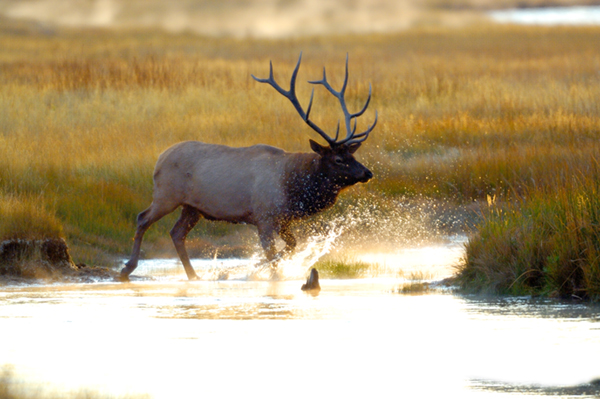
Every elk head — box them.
[251,53,377,189]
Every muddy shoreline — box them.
[0,238,119,285]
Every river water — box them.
[488,6,600,25]
[1,238,599,398]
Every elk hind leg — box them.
[257,224,277,262]
[122,203,175,281]
[280,224,296,256]
[170,205,202,280]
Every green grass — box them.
[313,256,378,279]
[395,282,432,295]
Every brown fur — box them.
[122,54,375,281]
[120,140,371,281]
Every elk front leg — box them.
[257,222,295,264]
[170,205,202,280]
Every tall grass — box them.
[1,22,600,265]
[456,163,600,300]
[0,192,62,240]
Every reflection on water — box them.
[472,378,600,397]
[465,296,600,320]
[489,6,600,25]
[0,240,599,398]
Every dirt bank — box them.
[0,238,119,284]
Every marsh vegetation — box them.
[1,13,600,296]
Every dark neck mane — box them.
[284,154,341,219]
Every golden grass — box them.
[1,22,600,264]
[0,192,62,240]
[456,168,600,300]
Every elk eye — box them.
[335,157,344,165]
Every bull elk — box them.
[121,53,377,281]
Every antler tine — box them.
[340,53,349,96]
[334,84,374,145]
[344,111,378,145]
[306,88,315,120]
[308,54,376,146]
[251,60,283,97]
[351,84,372,119]
[252,53,336,145]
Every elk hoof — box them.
[118,271,131,282]
[301,268,321,292]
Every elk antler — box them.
[309,54,378,146]
[252,52,377,147]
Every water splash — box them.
[139,196,469,281]
[313,195,467,254]
[195,219,345,281]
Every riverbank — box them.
[455,170,600,300]
[0,238,118,284]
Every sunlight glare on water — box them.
[0,237,599,399]
[356,235,467,279]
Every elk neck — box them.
[283,153,343,219]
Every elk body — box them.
[121,54,377,281]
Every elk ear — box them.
[346,142,362,154]
[309,139,328,156]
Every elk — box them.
[120,53,377,281]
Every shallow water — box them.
[1,239,599,398]
[488,6,600,25]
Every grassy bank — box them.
[456,164,600,300]
[1,20,600,272]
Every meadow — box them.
[1,19,600,297]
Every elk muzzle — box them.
[359,168,374,183]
